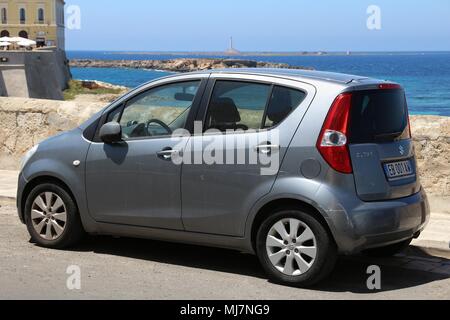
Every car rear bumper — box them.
[323,188,430,254]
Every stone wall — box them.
[0,97,448,197]
[0,97,104,169]
[410,116,450,197]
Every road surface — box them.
[1,198,449,300]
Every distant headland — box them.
[69,58,314,72]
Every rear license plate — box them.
[384,160,414,180]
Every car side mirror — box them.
[99,122,122,144]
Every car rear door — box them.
[347,85,421,201]
[181,74,316,236]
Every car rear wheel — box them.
[364,238,413,257]
[25,183,85,249]
[256,209,337,287]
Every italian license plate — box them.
[384,160,414,180]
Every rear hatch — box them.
[347,85,420,201]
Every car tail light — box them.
[317,93,353,174]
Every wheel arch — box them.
[20,175,78,222]
[249,197,336,253]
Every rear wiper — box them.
[373,131,403,141]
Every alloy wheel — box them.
[31,192,67,241]
[266,218,317,276]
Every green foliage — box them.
[63,80,123,100]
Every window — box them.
[206,81,271,131]
[264,86,306,128]
[205,81,305,132]
[0,30,9,37]
[1,8,7,24]
[114,81,200,139]
[18,30,28,39]
[106,106,122,123]
[38,8,44,23]
[349,89,410,143]
[19,8,26,24]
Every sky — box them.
[65,0,450,52]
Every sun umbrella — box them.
[0,42,11,46]
[17,41,34,47]
[9,37,31,43]
[23,39,36,45]
[0,36,11,42]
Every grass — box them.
[63,80,124,101]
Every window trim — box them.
[37,8,45,22]
[19,7,26,24]
[199,78,307,135]
[92,79,207,143]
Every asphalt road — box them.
[1,198,449,300]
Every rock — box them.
[69,58,313,73]
[80,80,127,91]
[81,81,101,90]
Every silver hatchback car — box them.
[17,69,430,286]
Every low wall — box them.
[0,96,448,196]
[0,96,104,168]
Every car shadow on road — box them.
[70,235,449,294]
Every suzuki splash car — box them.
[17,69,430,286]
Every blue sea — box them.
[67,51,450,116]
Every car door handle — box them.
[157,149,179,160]
[254,144,280,154]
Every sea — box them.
[67,51,450,116]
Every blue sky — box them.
[65,0,450,51]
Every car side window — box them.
[204,81,306,132]
[264,86,306,128]
[205,81,271,131]
[117,81,200,139]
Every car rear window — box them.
[349,89,410,143]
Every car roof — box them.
[186,68,378,85]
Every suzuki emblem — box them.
[399,145,405,156]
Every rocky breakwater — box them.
[69,58,313,72]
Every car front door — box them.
[86,78,206,229]
[181,75,313,236]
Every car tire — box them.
[364,238,413,257]
[25,183,85,249]
[256,209,337,287]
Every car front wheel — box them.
[256,209,337,287]
[25,183,85,249]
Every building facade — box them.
[0,0,65,50]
